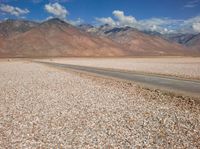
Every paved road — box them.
[38,61,200,97]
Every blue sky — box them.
[0,0,200,33]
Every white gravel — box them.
[0,61,199,148]
[41,57,200,80]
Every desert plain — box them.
[0,57,200,148]
[40,57,200,80]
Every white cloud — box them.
[192,22,200,32]
[0,4,29,16]
[139,18,176,26]
[138,18,180,33]
[68,18,84,25]
[44,2,68,19]
[113,10,137,26]
[96,10,176,33]
[184,0,200,8]
[44,2,82,26]
[96,10,137,27]
[96,10,200,34]
[140,16,200,33]
[45,16,54,21]
[96,17,116,26]
[177,16,200,33]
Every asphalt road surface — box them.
[37,61,200,97]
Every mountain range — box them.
[0,18,199,58]
[0,19,129,57]
[79,24,200,52]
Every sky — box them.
[0,0,200,34]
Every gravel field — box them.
[40,57,200,80]
[0,61,200,148]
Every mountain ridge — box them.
[0,18,199,57]
[0,18,130,57]
[79,24,200,52]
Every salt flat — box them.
[0,61,199,148]
[40,57,200,80]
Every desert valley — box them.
[0,1,200,148]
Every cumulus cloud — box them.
[0,4,29,16]
[192,22,200,32]
[139,16,200,33]
[96,17,116,26]
[113,10,137,26]
[45,2,68,19]
[68,18,84,25]
[96,10,137,27]
[138,18,181,33]
[179,16,200,33]
[45,16,54,21]
[139,18,176,27]
[96,10,200,34]
[44,2,83,26]
[96,10,175,33]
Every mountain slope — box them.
[0,19,38,37]
[161,33,196,45]
[144,32,200,52]
[185,33,200,51]
[99,26,193,55]
[0,19,129,57]
[0,19,199,57]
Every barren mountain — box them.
[101,26,195,55]
[141,31,196,45]
[136,31,200,52]
[78,24,96,33]
[0,19,199,57]
[161,33,196,45]
[185,33,200,51]
[79,24,199,56]
[162,33,200,51]
[0,19,129,57]
[79,24,114,36]
[0,19,38,38]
